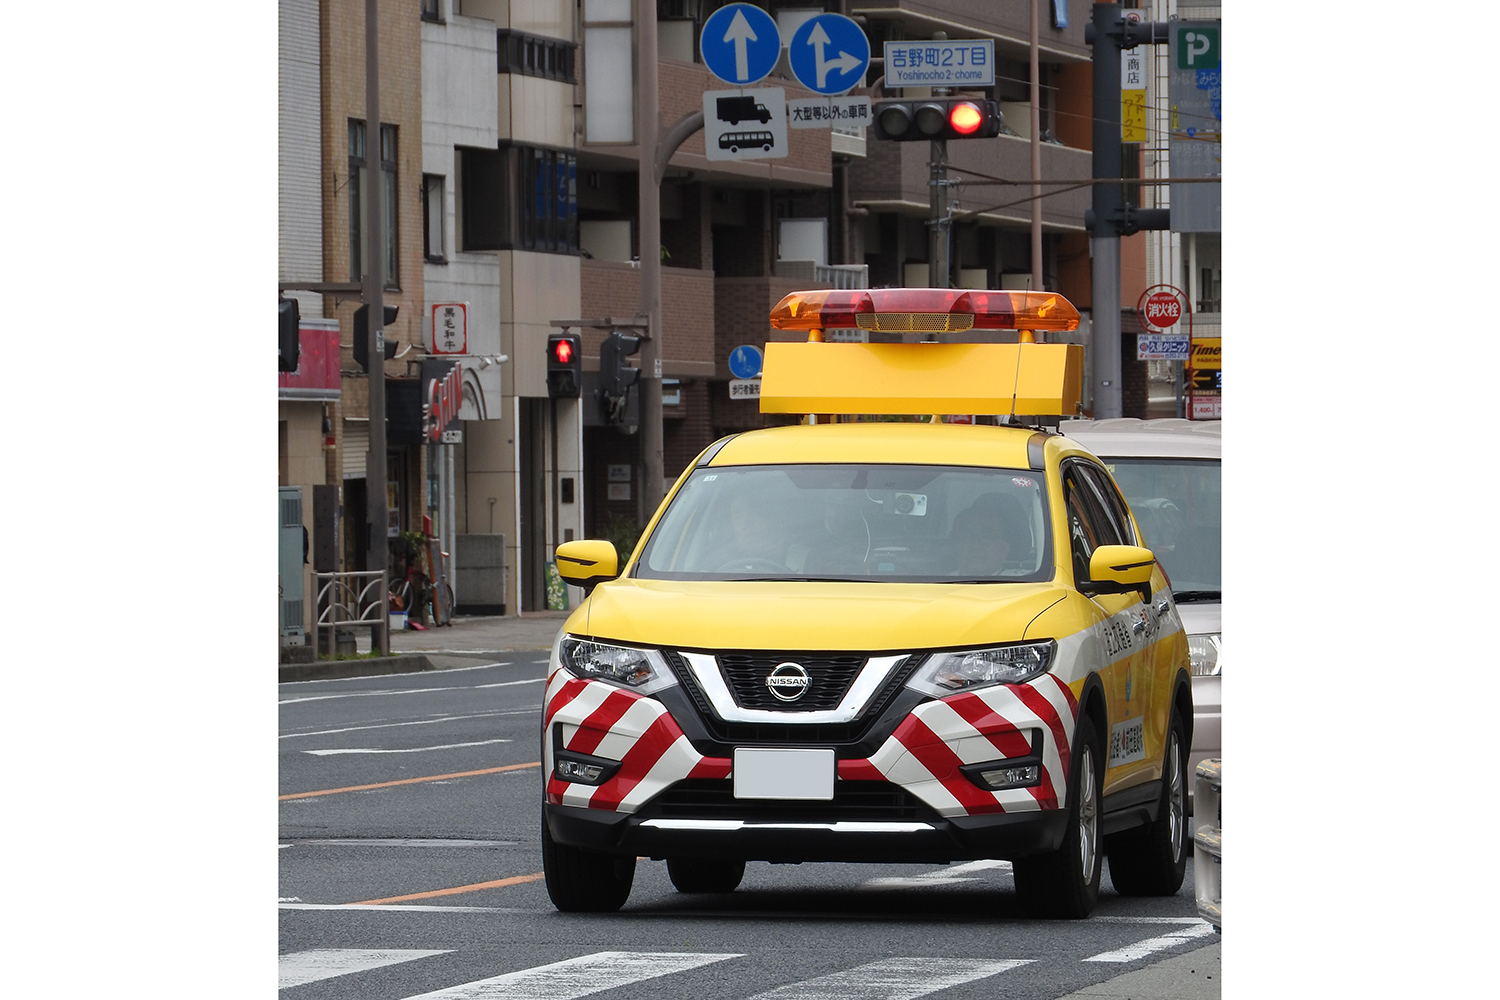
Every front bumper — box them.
[544,799,1070,863]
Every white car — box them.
[1059,419,1220,783]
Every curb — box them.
[278,653,435,683]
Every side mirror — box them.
[1084,544,1155,602]
[555,539,620,596]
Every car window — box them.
[1101,457,1220,593]
[1062,461,1121,583]
[1078,463,1137,546]
[635,464,1052,583]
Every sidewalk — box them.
[1058,941,1219,1000]
[280,610,572,682]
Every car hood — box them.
[565,578,1069,651]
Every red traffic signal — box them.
[546,332,582,398]
[873,98,1003,141]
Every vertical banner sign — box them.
[1121,46,1147,142]
[1169,23,1222,232]
[429,302,468,355]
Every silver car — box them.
[1059,418,1221,783]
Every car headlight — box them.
[1188,633,1221,676]
[906,641,1056,699]
[559,637,678,696]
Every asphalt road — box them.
[279,655,1218,1000]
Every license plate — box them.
[732,748,835,800]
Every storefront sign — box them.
[422,360,462,443]
[429,303,468,355]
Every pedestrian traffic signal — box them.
[353,304,400,372]
[873,98,1003,142]
[596,330,643,422]
[546,332,582,398]
[279,296,300,372]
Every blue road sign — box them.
[787,13,870,96]
[701,3,781,87]
[728,344,763,380]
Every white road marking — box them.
[279,661,513,685]
[748,957,1031,1000]
[279,948,451,990]
[279,903,538,913]
[1083,921,1217,962]
[303,739,512,756]
[279,677,544,706]
[280,708,538,740]
[287,838,518,848]
[863,858,1012,888]
[398,950,742,999]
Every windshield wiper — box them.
[1172,590,1221,603]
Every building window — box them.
[497,30,577,83]
[348,120,400,288]
[456,144,576,255]
[423,174,446,263]
[421,0,441,23]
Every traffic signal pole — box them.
[1086,3,1169,418]
[364,0,388,652]
[929,139,948,289]
[637,0,665,518]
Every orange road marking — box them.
[351,873,546,905]
[279,761,540,801]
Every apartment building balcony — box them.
[849,131,1093,233]
[578,258,716,379]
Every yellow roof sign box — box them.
[758,341,1084,417]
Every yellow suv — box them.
[544,289,1192,918]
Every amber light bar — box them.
[769,289,1081,334]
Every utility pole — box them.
[1085,3,1168,418]
[364,0,388,653]
[1030,0,1043,295]
[637,0,665,518]
[928,32,948,290]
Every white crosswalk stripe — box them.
[1083,920,1216,962]
[279,948,451,989]
[399,950,742,999]
[747,957,1032,1000]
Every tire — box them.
[1013,713,1103,919]
[540,812,635,912]
[1105,710,1189,896]
[667,857,746,894]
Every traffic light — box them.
[278,296,300,372]
[596,330,642,422]
[353,304,400,372]
[873,98,1003,142]
[546,332,582,398]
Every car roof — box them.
[707,421,1040,469]
[1058,417,1221,460]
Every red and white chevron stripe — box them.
[543,667,1078,820]
[543,669,730,813]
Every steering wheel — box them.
[714,556,787,574]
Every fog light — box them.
[977,765,1039,790]
[555,759,605,783]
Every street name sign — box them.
[787,95,871,129]
[882,39,994,88]
[701,3,781,86]
[787,13,870,96]
[704,87,788,161]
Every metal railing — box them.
[1193,758,1222,930]
[314,570,389,657]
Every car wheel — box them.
[1105,710,1189,896]
[667,857,746,893]
[540,811,635,912]
[1013,713,1103,918]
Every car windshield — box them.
[1103,457,1220,597]
[635,464,1053,583]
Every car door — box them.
[1061,460,1155,794]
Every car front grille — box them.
[719,652,866,710]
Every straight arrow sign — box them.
[724,9,757,82]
